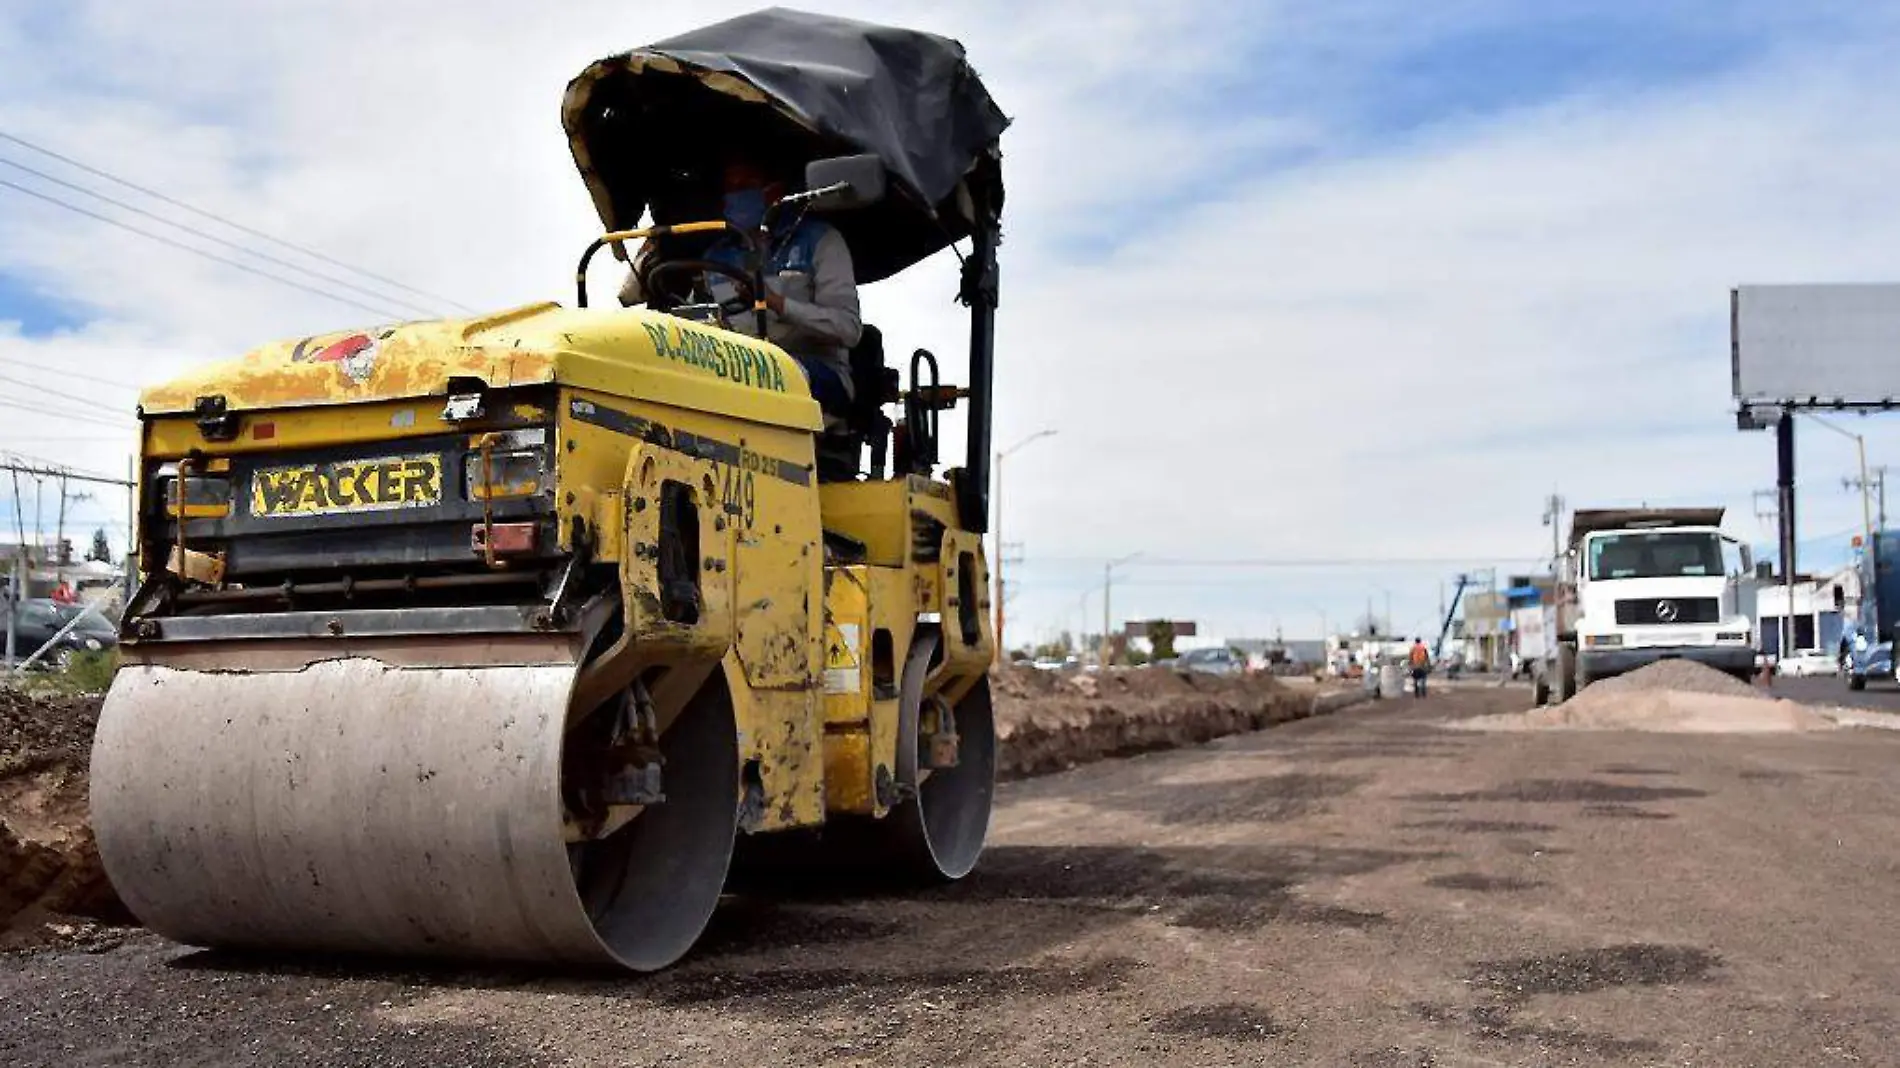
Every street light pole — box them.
[1099,551,1141,668]
[1802,412,1874,548]
[992,428,1057,663]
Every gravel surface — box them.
[1459,660,1845,734]
[1576,659,1763,700]
[5,686,1899,1066]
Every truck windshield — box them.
[1587,531,1725,580]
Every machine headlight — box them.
[1584,634,1624,648]
[160,474,235,518]
[465,448,547,501]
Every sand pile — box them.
[1457,660,1839,734]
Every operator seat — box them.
[815,324,898,482]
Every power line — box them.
[0,129,477,313]
[0,436,131,443]
[0,394,133,425]
[0,154,441,318]
[0,371,125,416]
[0,176,416,320]
[0,396,134,430]
[0,458,133,487]
[0,355,142,392]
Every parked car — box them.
[1166,646,1247,677]
[1847,641,1894,692]
[5,598,118,669]
[1777,648,1838,679]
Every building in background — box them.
[1462,587,1508,670]
[1754,564,1858,657]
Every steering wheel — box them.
[640,258,758,314]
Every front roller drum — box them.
[90,654,737,971]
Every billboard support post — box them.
[1777,412,1797,658]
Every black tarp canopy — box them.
[563,7,1009,284]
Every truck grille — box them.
[1614,597,1718,625]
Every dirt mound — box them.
[1457,660,1836,734]
[991,670,1323,778]
[1,685,123,945]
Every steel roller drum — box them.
[90,650,737,971]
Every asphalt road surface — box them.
[5,686,1899,1067]
[1776,672,1900,712]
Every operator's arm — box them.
[775,227,862,348]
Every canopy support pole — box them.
[957,184,1001,534]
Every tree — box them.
[1146,619,1177,661]
[87,527,112,565]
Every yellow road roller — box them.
[90,9,1011,971]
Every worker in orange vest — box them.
[1407,638,1431,698]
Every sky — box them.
[5,1,1900,644]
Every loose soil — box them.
[991,666,1327,777]
[0,685,120,948]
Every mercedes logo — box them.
[1655,599,1680,622]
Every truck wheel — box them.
[1531,671,1551,707]
[1849,674,1866,692]
[1556,644,1578,703]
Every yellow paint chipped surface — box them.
[138,304,819,433]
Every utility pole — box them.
[56,478,93,586]
[56,475,68,575]
[125,454,137,599]
[4,556,20,668]
[1541,494,1565,568]
[32,475,44,563]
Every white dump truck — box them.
[1532,508,1757,704]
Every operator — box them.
[619,157,862,414]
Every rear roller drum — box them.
[885,631,996,881]
[726,628,996,889]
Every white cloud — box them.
[2,2,1899,640]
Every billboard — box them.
[1123,619,1197,638]
[1732,284,1900,408]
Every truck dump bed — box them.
[1567,508,1725,548]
